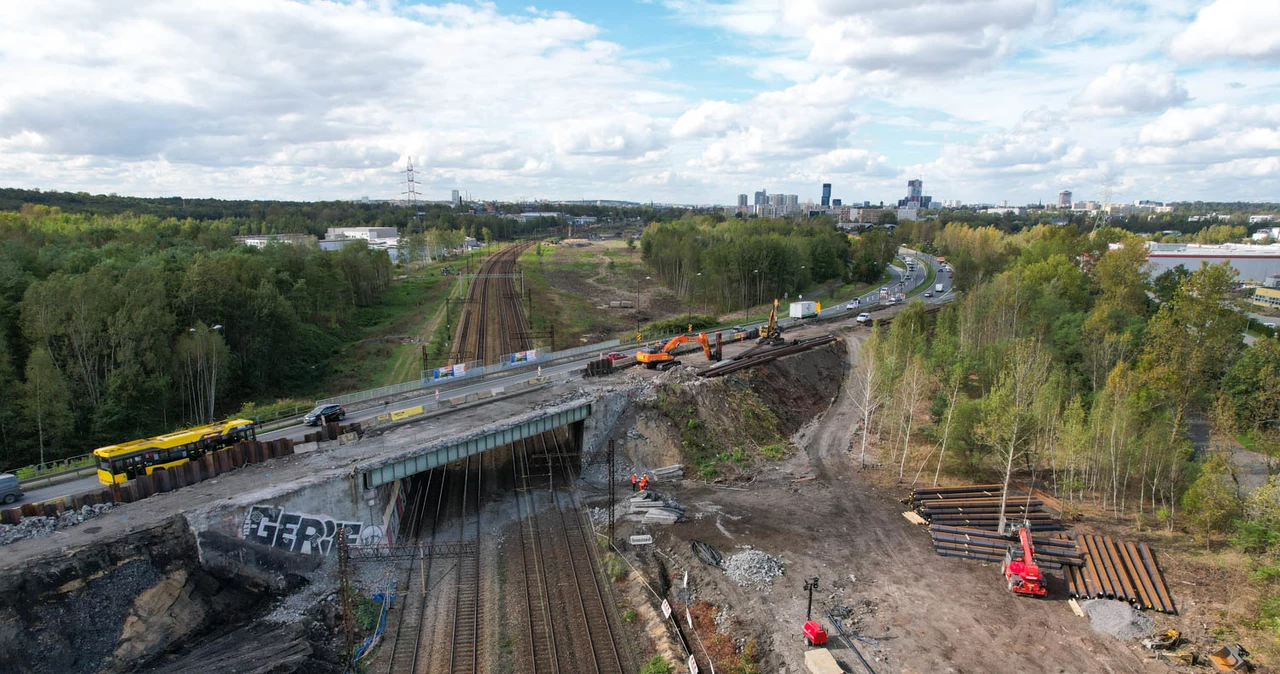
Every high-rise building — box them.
[738,194,748,208]
[754,189,768,206]
[1058,190,1072,209]
[451,189,461,206]
[821,183,832,207]
[832,198,842,208]
[898,179,932,209]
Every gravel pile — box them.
[723,548,784,590]
[0,503,115,547]
[1082,599,1155,639]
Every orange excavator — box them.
[635,332,720,370]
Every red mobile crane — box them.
[1002,525,1047,597]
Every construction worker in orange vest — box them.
[629,473,638,491]
[638,474,650,492]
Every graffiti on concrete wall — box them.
[240,505,380,556]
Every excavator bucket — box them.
[1208,644,1250,672]
[1141,629,1181,651]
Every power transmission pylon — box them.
[402,158,419,208]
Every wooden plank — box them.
[902,511,927,525]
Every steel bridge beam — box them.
[360,402,591,489]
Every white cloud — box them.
[1074,63,1189,116]
[1170,0,1280,63]
[0,0,683,199]
[666,0,1053,79]
[0,0,1278,204]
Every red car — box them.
[604,352,627,361]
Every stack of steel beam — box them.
[1064,533,1176,613]
[912,484,1062,532]
[928,524,1084,568]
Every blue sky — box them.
[0,0,1278,205]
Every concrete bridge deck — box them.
[0,382,632,577]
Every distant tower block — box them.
[1059,190,1072,208]
[821,183,832,207]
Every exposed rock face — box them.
[109,569,208,668]
[0,517,268,674]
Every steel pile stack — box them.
[912,484,1063,532]
[1064,533,1176,614]
[927,524,1084,568]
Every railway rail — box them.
[450,243,535,366]
[448,454,484,673]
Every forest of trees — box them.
[0,188,695,235]
[853,223,1278,552]
[639,217,890,312]
[0,206,404,469]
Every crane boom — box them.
[1003,525,1047,597]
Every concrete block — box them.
[293,442,320,454]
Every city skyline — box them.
[0,1,1278,205]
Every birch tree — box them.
[975,338,1050,527]
[851,327,886,469]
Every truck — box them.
[789,301,818,319]
[935,283,944,293]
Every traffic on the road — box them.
[12,250,954,508]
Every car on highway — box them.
[846,300,860,310]
[604,352,627,361]
[304,404,346,426]
[0,473,23,505]
[856,312,871,324]
[924,291,933,298]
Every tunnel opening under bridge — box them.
[393,425,583,541]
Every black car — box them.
[305,404,345,426]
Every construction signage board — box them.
[661,599,672,619]
[389,405,424,421]
[688,655,699,674]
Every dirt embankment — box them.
[596,333,1164,674]
[623,342,846,480]
[0,516,338,674]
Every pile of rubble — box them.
[723,547,784,590]
[0,503,115,547]
[1082,599,1156,639]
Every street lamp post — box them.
[636,276,652,332]
[695,272,704,316]
[190,324,223,422]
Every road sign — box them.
[661,599,672,618]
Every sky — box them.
[1,0,1278,206]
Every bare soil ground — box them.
[521,240,687,345]
[600,329,1179,674]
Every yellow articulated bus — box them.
[94,418,257,485]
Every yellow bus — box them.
[93,419,257,485]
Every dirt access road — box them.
[648,327,1161,674]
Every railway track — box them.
[513,439,559,674]
[529,431,624,674]
[448,455,483,674]
[450,243,534,366]
[384,469,440,674]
